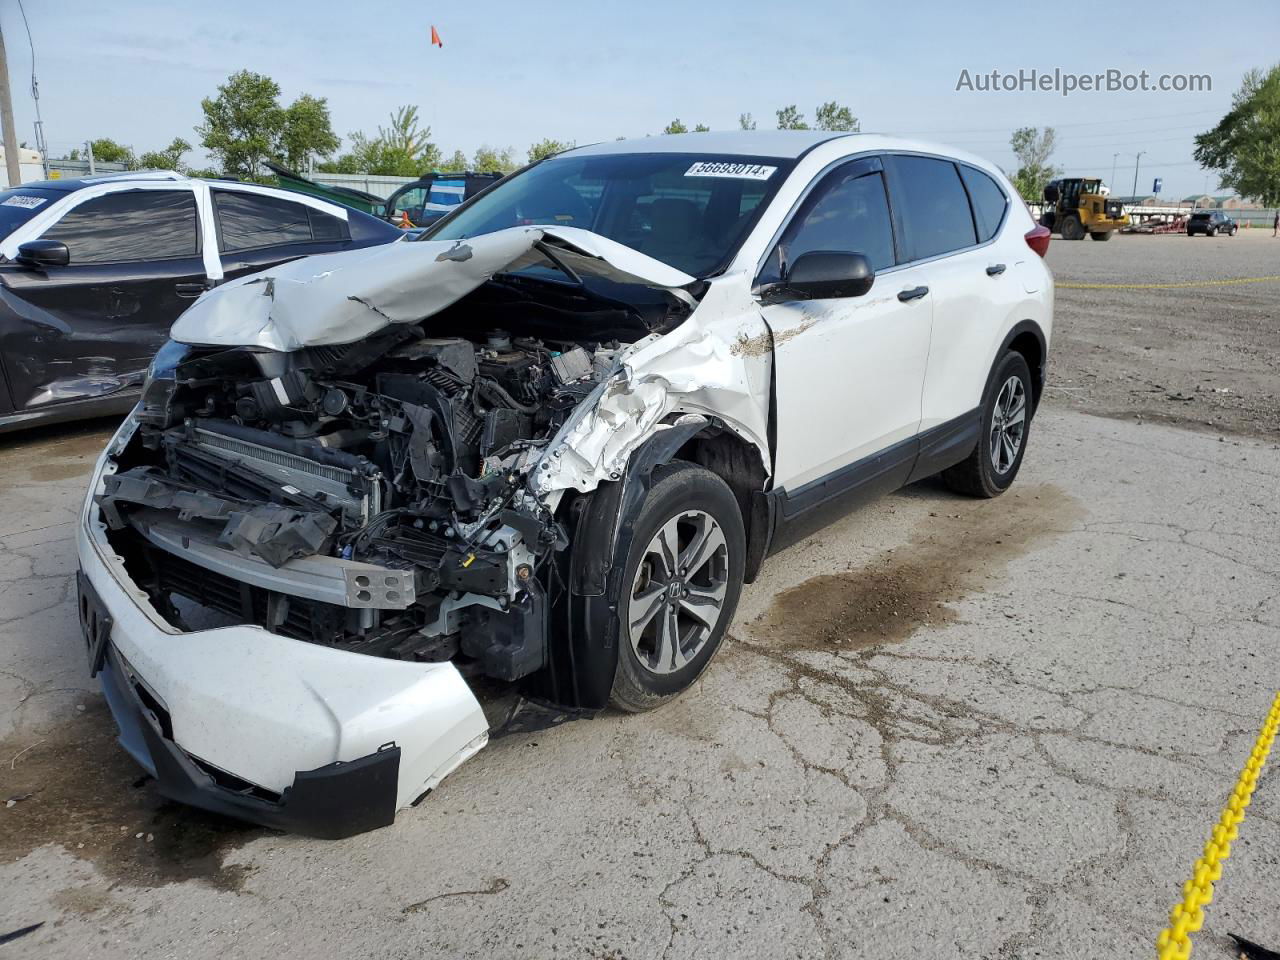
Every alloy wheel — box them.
[989,375,1027,475]
[627,509,729,675]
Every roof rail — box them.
[80,169,189,184]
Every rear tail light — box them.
[1024,225,1051,258]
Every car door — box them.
[886,155,1027,447]
[759,156,933,496]
[211,188,356,283]
[0,186,207,412]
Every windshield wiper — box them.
[531,240,583,286]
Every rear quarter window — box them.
[958,166,1008,243]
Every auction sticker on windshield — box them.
[685,161,777,180]
[3,195,47,208]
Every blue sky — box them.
[3,0,1277,197]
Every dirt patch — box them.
[750,483,1083,652]
[1045,233,1280,439]
[0,698,265,891]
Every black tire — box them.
[609,461,745,713]
[1089,231,1113,241]
[1187,229,1195,236]
[942,351,1034,499]
[1060,215,1085,241]
[1208,226,1217,237]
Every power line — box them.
[886,108,1222,137]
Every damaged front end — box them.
[78,226,727,836]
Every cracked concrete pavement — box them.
[1,403,1276,959]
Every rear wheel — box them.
[610,462,745,712]
[1060,216,1085,241]
[942,351,1034,499]
[1089,231,1113,241]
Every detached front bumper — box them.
[76,433,490,838]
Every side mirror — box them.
[773,251,875,301]
[16,239,70,268]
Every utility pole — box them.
[1131,151,1145,203]
[86,140,95,176]
[1110,153,1119,191]
[0,21,22,188]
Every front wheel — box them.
[1060,216,1085,241]
[610,462,745,712]
[1089,231,1113,241]
[942,351,1034,498]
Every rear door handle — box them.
[897,285,929,302]
[175,282,207,298]
[986,263,1007,276]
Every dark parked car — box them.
[382,172,503,227]
[1186,210,1237,236]
[0,171,403,432]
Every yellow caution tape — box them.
[1155,691,1280,959]
[1059,275,1280,290]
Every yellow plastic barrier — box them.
[1155,691,1280,959]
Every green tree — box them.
[376,105,440,174]
[775,105,809,130]
[443,149,469,172]
[693,123,711,132]
[136,137,191,172]
[527,138,573,163]
[473,144,518,173]
[1009,126,1060,202]
[738,112,756,131]
[281,93,340,172]
[1194,65,1280,206]
[663,119,689,135]
[196,70,287,180]
[814,100,859,132]
[319,106,440,177]
[87,137,134,165]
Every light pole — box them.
[1111,152,1119,191]
[1131,151,1145,203]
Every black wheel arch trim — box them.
[525,415,711,710]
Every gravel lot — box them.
[1,236,1277,958]
[1048,228,1280,438]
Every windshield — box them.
[425,153,794,277]
[0,187,63,240]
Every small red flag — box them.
[430,25,443,47]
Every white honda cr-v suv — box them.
[77,131,1053,836]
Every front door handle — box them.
[175,282,207,298]
[986,263,1007,276]
[898,285,929,302]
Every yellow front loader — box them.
[1040,177,1129,241]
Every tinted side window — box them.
[760,168,896,286]
[41,190,199,264]
[959,166,1008,243]
[214,191,347,252]
[892,156,978,260]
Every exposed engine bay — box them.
[96,321,635,682]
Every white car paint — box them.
[169,225,695,353]
[77,132,1052,821]
[79,421,489,806]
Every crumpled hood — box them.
[170,226,698,352]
